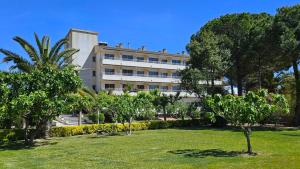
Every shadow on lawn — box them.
[168,149,245,158]
[0,140,58,151]
[176,126,299,132]
[281,133,300,137]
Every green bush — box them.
[0,129,24,143]
[49,120,204,137]
[87,113,105,124]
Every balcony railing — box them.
[103,88,186,92]
[102,56,186,66]
[103,72,181,79]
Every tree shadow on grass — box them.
[168,149,249,158]
[0,140,58,151]
[281,133,300,137]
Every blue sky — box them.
[0,0,299,71]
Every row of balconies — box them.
[104,56,186,66]
[101,73,181,83]
[100,56,186,70]
[104,72,181,79]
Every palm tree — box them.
[0,33,79,72]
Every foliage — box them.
[87,112,105,124]
[166,102,189,120]
[186,30,230,95]
[1,66,82,144]
[195,13,274,95]
[274,4,300,125]
[204,89,289,154]
[0,33,79,72]
[151,90,181,121]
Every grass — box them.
[0,128,300,169]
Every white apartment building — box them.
[66,29,222,101]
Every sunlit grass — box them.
[0,128,299,169]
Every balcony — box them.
[101,57,186,70]
[101,73,181,83]
[102,88,197,97]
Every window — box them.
[104,54,114,60]
[137,71,145,76]
[161,72,168,77]
[149,57,159,63]
[105,84,115,90]
[172,85,180,92]
[137,85,145,90]
[161,59,168,64]
[172,60,181,65]
[105,68,115,75]
[160,86,168,92]
[92,85,96,91]
[149,85,159,90]
[137,57,144,62]
[172,72,180,78]
[92,71,96,77]
[149,71,159,77]
[92,56,96,62]
[122,69,133,76]
[122,55,133,61]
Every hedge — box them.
[49,119,204,137]
[0,129,24,143]
[0,120,205,141]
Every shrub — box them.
[87,113,105,124]
[49,120,204,137]
[0,129,24,143]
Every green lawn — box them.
[0,128,300,169]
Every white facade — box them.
[66,29,222,101]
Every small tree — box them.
[152,91,181,121]
[205,89,289,154]
[114,93,135,135]
[175,102,189,120]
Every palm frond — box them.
[34,33,43,58]
[13,36,40,65]
[0,49,32,72]
[56,48,79,63]
[49,38,68,63]
[41,36,50,63]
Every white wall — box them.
[67,29,99,89]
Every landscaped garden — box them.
[0,128,300,169]
[0,3,300,169]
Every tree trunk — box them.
[243,127,252,154]
[78,110,82,126]
[293,61,300,126]
[258,56,262,89]
[181,115,184,121]
[128,117,133,135]
[44,121,50,139]
[24,120,29,145]
[230,78,234,95]
[97,110,100,124]
[163,107,167,121]
[236,56,243,96]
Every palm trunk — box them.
[293,61,300,126]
